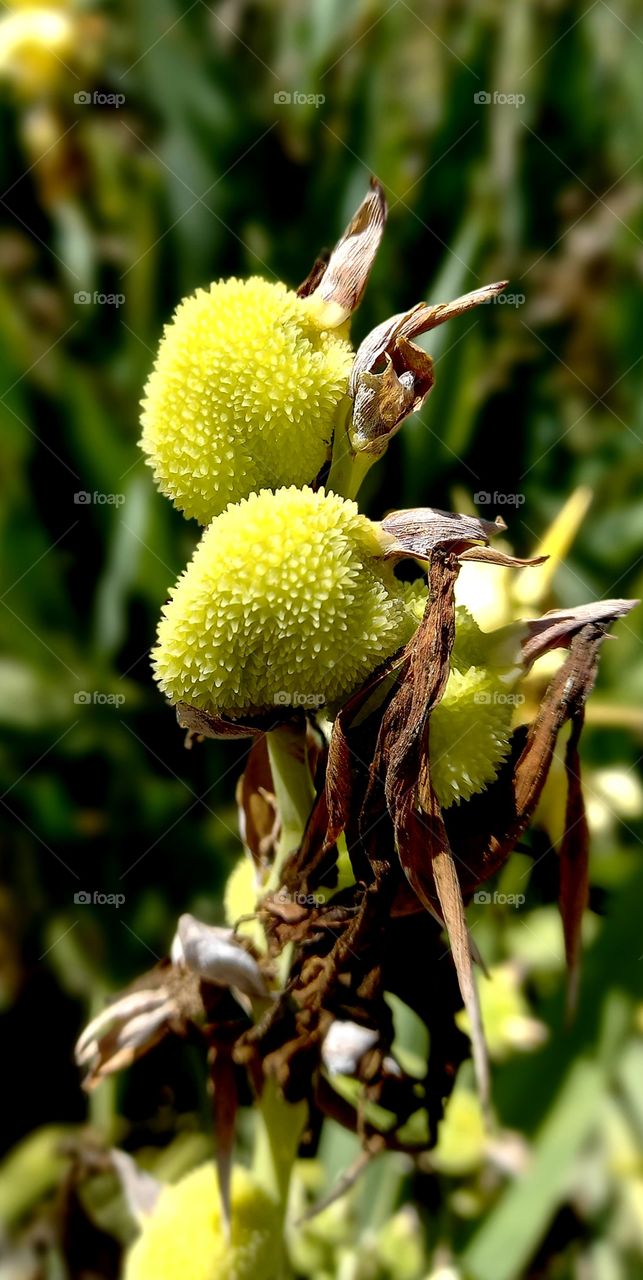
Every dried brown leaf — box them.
[298,177,387,322]
[558,708,590,1020]
[521,598,638,668]
[176,702,289,741]
[236,735,280,869]
[458,546,548,569]
[381,508,506,561]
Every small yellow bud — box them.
[153,486,416,718]
[429,665,515,808]
[403,590,519,807]
[140,278,354,524]
[124,1163,282,1280]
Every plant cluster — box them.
[75,183,635,1278]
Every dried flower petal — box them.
[322,1020,379,1076]
[299,177,387,325]
[175,914,268,999]
[348,282,507,455]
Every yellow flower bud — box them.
[153,486,416,717]
[140,278,354,524]
[430,665,515,808]
[404,589,519,807]
[124,1163,282,1280]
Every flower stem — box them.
[266,723,315,891]
[326,398,374,500]
[253,1075,307,1212]
[327,440,374,500]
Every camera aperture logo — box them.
[74,490,125,506]
[274,690,324,707]
[274,89,325,109]
[474,889,525,908]
[74,690,126,707]
[74,890,125,908]
[473,689,525,706]
[74,290,125,308]
[474,90,525,108]
[74,90,125,108]
[474,490,525,507]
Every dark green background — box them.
[1,1,642,1275]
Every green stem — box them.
[326,397,375,501]
[252,1076,307,1212]
[266,723,315,890]
[254,728,313,1238]
[327,445,375,500]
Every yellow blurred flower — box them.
[124,1163,283,1280]
[0,6,74,95]
[431,1088,487,1177]
[456,963,547,1062]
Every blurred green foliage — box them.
[1,0,643,1276]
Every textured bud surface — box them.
[403,588,518,806]
[124,1163,281,1280]
[140,278,354,523]
[153,487,417,717]
[430,664,515,807]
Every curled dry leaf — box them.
[458,545,548,569]
[175,913,268,999]
[520,598,638,668]
[297,177,387,325]
[558,707,589,1020]
[236,734,280,869]
[348,281,507,456]
[176,701,290,742]
[75,966,202,1089]
[381,507,507,559]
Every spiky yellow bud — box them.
[153,486,416,717]
[403,590,520,807]
[430,665,515,808]
[124,1163,281,1280]
[140,278,354,524]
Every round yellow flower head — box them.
[124,1163,282,1280]
[140,278,354,524]
[153,486,416,718]
[429,664,515,808]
